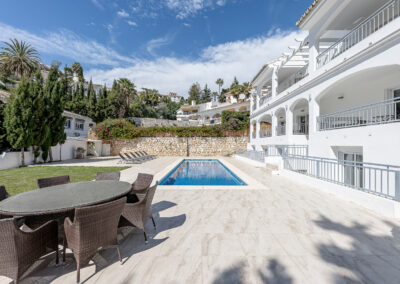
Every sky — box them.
[0,0,311,96]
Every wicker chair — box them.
[132,173,154,192]
[119,182,158,243]
[0,185,10,201]
[37,175,70,188]
[64,197,127,283]
[96,172,120,181]
[0,218,59,284]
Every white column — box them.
[256,121,260,139]
[272,113,277,136]
[272,67,278,98]
[286,107,293,137]
[309,97,319,133]
[256,87,261,109]
[250,89,256,113]
[308,35,319,74]
[250,122,254,141]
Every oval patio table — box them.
[0,181,132,216]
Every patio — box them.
[1,156,400,283]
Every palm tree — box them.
[0,39,40,78]
[242,82,252,99]
[216,78,224,94]
[117,78,136,118]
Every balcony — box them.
[259,128,272,138]
[293,122,309,135]
[317,98,400,131]
[259,92,272,107]
[278,64,309,94]
[276,125,286,136]
[317,0,400,68]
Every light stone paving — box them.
[2,156,400,283]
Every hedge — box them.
[95,114,249,140]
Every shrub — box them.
[221,110,250,131]
[94,117,248,139]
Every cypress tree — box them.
[31,70,48,163]
[4,78,34,166]
[0,100,11,152]
[87,79,97,119]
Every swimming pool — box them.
[160,159,246,186]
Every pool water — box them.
[160,159,246,186]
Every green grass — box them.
[0,166,129,196]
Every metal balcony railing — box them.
[293,122,309,135]
[259,128,272,138]
[283,155,400,200]
[317,98,400,131]
[264,145,309,157]
[278,64,309,94]
[317,0,400,68]
[276,124,286,136]
[259,92,272,107]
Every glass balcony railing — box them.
[317,0,400,68]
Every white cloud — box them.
[86,30,307,96]
[117,10,129,17]
[165,0,227,19]
[127,21,137,27]
[91,0,104,10]
[146,34,175,56]
[0,23,134,67]
[0,22,306,97]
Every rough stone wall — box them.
[110,136,249,156]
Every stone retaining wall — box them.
[110,136,249,156]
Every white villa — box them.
[177,93,250,125]
[246,0,400,213]
[63,111,95,138]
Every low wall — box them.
[111,136,249,156]
[0,137,94,170]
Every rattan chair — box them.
[96,172,120,181]
[132,173,154,192]
[0,218,59,284]
[0,185,10,201]
[64,197,127,283]
[119,182,158,243]
[37,175,70,188]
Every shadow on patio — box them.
[16,201,186,284]
[314,215,400,283]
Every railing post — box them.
[395,171,400,200]
[316,160,320,178]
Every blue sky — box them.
[0,0,311,96]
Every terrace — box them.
[1,156,400,283]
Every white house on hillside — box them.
[177,93,250,125]
[247,0,400,212]
[63,111,95,138]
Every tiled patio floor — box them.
[2,156,400,283]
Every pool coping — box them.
[155,157,266,190]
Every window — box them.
[65,118,71,129]
[75,119,84,131]
[338,151,363,188]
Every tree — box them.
[216,78,224,94]
[71,62,84,83]
[115,78,136,118]
[188,83,201,104]
[0,100,11,152]
[242,82,252,99]
[87,79,97,119]
[95,84,110,123]
[201,84,211,103]
[0,39,40,78]
[30,69,48,163]
[4,78,34,166]
[41,65,66,162]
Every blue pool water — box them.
[160,159,246,186]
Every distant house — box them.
[159,92,184,103]
[176,94,250,125]
[63,111,95,138]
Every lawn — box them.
[0,166,129,195]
